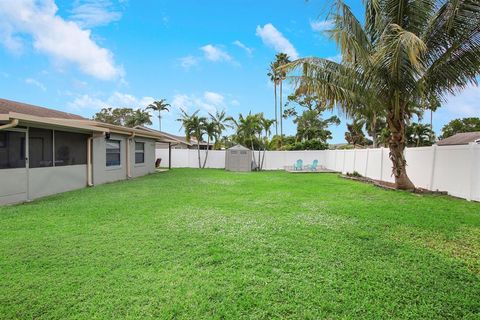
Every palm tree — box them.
[177,109,206,168]
[284,0,480,190]
[267,62,279,136]
[147,99,170,131]
[202,120,219,168]
[228,113,262,169]
[407,123,435,147]
[259,116,275,170]
[209,109,231,149]
[274,53,291,146]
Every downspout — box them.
[0,119,19,130]
[127,133,135,179]
[87,135,94,186]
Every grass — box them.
[0,169,479,319]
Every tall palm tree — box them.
[284,0,480,189]
[267,62,279,136]
[177,109,206,168]
[147,99,170,131]
[274,53,291,147]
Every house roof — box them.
[0,99,176,143]
[0,98,85,120]
[437,132,480,146]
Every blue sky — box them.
[0,0,478,143]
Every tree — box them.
[273,53,291,146]
[93,107,152,127]
[209,110,231,149]
[228,113,262,169]
[202,120,219,168]
[147,99,170,131]
[284,0,480,189]
[294,110,340,142]
[258,115,275,170]
[267,62,280,136]
[345,120,368,147]
[406,123,435,147]
[177,109,206,168]
[440,118,480,139]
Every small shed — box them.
[225,144,252,172]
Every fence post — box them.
[353,148,357,174]
[364,148,370,177]
[380,147,384,181]
[429,145,437,191]
[468,143,478,201]
[342,150,346,173]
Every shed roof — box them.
[437,132,480,146]
[228,144,250,150]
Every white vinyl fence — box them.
[157,144,480,201]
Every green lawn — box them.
[1,169,479,319]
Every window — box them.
[55,131,88,166]
[0,131,26,169]
[106,139,121,166]
[135,142,145,164]
[29,128,53,168]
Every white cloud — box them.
[310,19,333,32]
[0,0,123,80]
[444,84,480,117]
[231,99,240,106]
[255,23,299,59]
[67,92,155,112]
[200,44,232,62]
[233,40,253,56]
[25,77,46,91]
[171,91,226,114]
[70,0,122,28]
[178,55,199,70]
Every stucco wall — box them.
[0,168,27,205]
[92,133,128,185]
[28,165,87,199]
[131,137,156,178]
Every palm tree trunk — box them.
[202,138,210,168]
[197,141,201,169]
[387,110,415,190]
[280,80,283,148]
[250,141,257,170]
[274,83,278,137]
[158,112,162,131]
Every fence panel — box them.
[155,145,479,201]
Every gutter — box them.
[0,119,19,130]
[126,133,135,179]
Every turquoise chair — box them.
[294,159,303,171]
[308,159,319,171]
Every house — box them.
[135,126,213,150]
[436,132,480,146]
[0,98,175,205]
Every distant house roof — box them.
[0,98,85,120]
[437,132,480,146]
[135,126,210,146]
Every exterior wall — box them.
[0,168,27,205]
[131,137,156,178]
[157,144,480,201]
[28,165,87,199]
[92,133,127,185]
